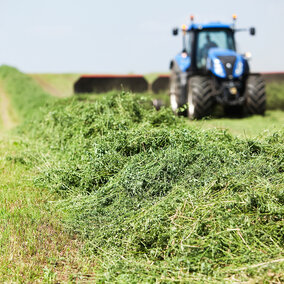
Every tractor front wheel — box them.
[244,75,266,115]
[187,76,214,119]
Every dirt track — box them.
[0,84,17,130]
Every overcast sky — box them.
[0,0,283,73]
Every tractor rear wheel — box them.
[244,75,266,115]
[187,76,214,119]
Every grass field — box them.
[0,65,283,282]
[29,73,81,98]
[0,135,96,282]
[192,110,284,138]
[0,68,96,282]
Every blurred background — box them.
[0,0,283,74]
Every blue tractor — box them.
[170,15,265,119]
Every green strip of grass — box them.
[29,73,81,98]
[192,110,284,138]
[0,66,54,121]
[266,82,284,110]
[0,66,96,282]
[0,135,96,282]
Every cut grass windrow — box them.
[0,65,283,282]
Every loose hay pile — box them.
[34,94,284,282]
[1,65,283,282]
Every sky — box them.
[0,0,283,74]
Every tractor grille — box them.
[217,56,236,77]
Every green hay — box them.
[30,94,284,282]
[0,65,283,282]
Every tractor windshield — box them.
[196,29,235,68]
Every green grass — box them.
[266,82,284,110]
[192,110,284,138]
[29,73,81,98]
[76,90,170,108]
[24,94,284,282]
[0,67,96,282]
[0,134,96,282]
[0,65,283,282]
[144,72,169,84]
[0,66,54,121]
[75,85,284,140]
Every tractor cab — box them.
[173,22,249,78]
[194,26,236,71]
[170,15,265,119]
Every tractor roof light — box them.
[190,15,194,22]
[232,14,237,29]
[182,24,187,35]
[182,24,187,31]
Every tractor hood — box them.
[207,48,245,79]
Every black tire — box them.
[244,75,266,115]
[187,76,214,119]
[169,65,187,115]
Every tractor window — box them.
[196,30,235,68]
[185,32,193,56]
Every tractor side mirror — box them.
[173,28,178,36]
[250,27,256,36]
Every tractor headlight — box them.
[213,59,225,77]
[234,60,244,77]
